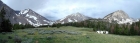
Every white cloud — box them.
[1,0,140,20]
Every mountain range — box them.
[0,0,139,27]
[0,1,51,27]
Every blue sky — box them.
[1,0,140,20]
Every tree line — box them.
[52,19,140,36]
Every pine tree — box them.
[1,19,12,32]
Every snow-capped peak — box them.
[57,12,92,24]
[71,12,84,17]
[14,9,51,27]
[19,9,30,14]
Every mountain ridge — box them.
[57,12,93,24]
[0,0,51,27]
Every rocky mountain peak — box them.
[15,9,51,27]
[19,9,32,14]
[70,12,84,17]
[103,10,137,24]
[0,0,52,27]
[104,10,129,19]
[57,12,92,24]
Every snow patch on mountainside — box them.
[61,22,64,24]
[74,19,77,22]
[43,24,48,25]
[26,14,29,17]
[28,16,37,21]
[16,14,20,16]
[60,17,66,21]
[27,18,40,27]
[57,12,91,23]
[68,18,72,22]
[19,9,29,14]
[27,19,33,25]
[25,14,38,21]
[43,20,50,23]
[19,22,21,24]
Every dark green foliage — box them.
[13,24,34,30]
[56,23,61,28]
[0,39,8,43]
[0,19,12,32]
[8,36,12,39]
[24,24,34,28]
[13,24,25,30]
[14,35,22,43]
[51,19,140,36]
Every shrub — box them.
[8,36,12,39]
[0,39,8,43]
[1,32,6,35]
[14,35,22,43]
[23,35,27,37]
[86,36,90,39]
[28,31,35,35]
[46,36,53,40]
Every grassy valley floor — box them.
[0,26,140,43]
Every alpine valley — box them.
[0,0,139,27]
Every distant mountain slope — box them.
[57,12,92,24]
[103,10,138,24]
[0,0,51,27]
[15,9,51,27]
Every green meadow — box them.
[0,26,140,43]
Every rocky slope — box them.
[0,0,19,24]
[57,12,92,24]
[15,9,51,27]
[0,0,51,27]
[103,10,138,24]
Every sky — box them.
[1,0,140,20]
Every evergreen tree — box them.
[1,19,12,32]
[56,23,61,28]
[130,24,136,35]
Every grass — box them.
[0,26,140,43]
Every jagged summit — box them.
[15,9,51,27]
[103,10,137,24]
[57,12,92,24]
[19,9,33,14]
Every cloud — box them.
[1,0,140,20]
